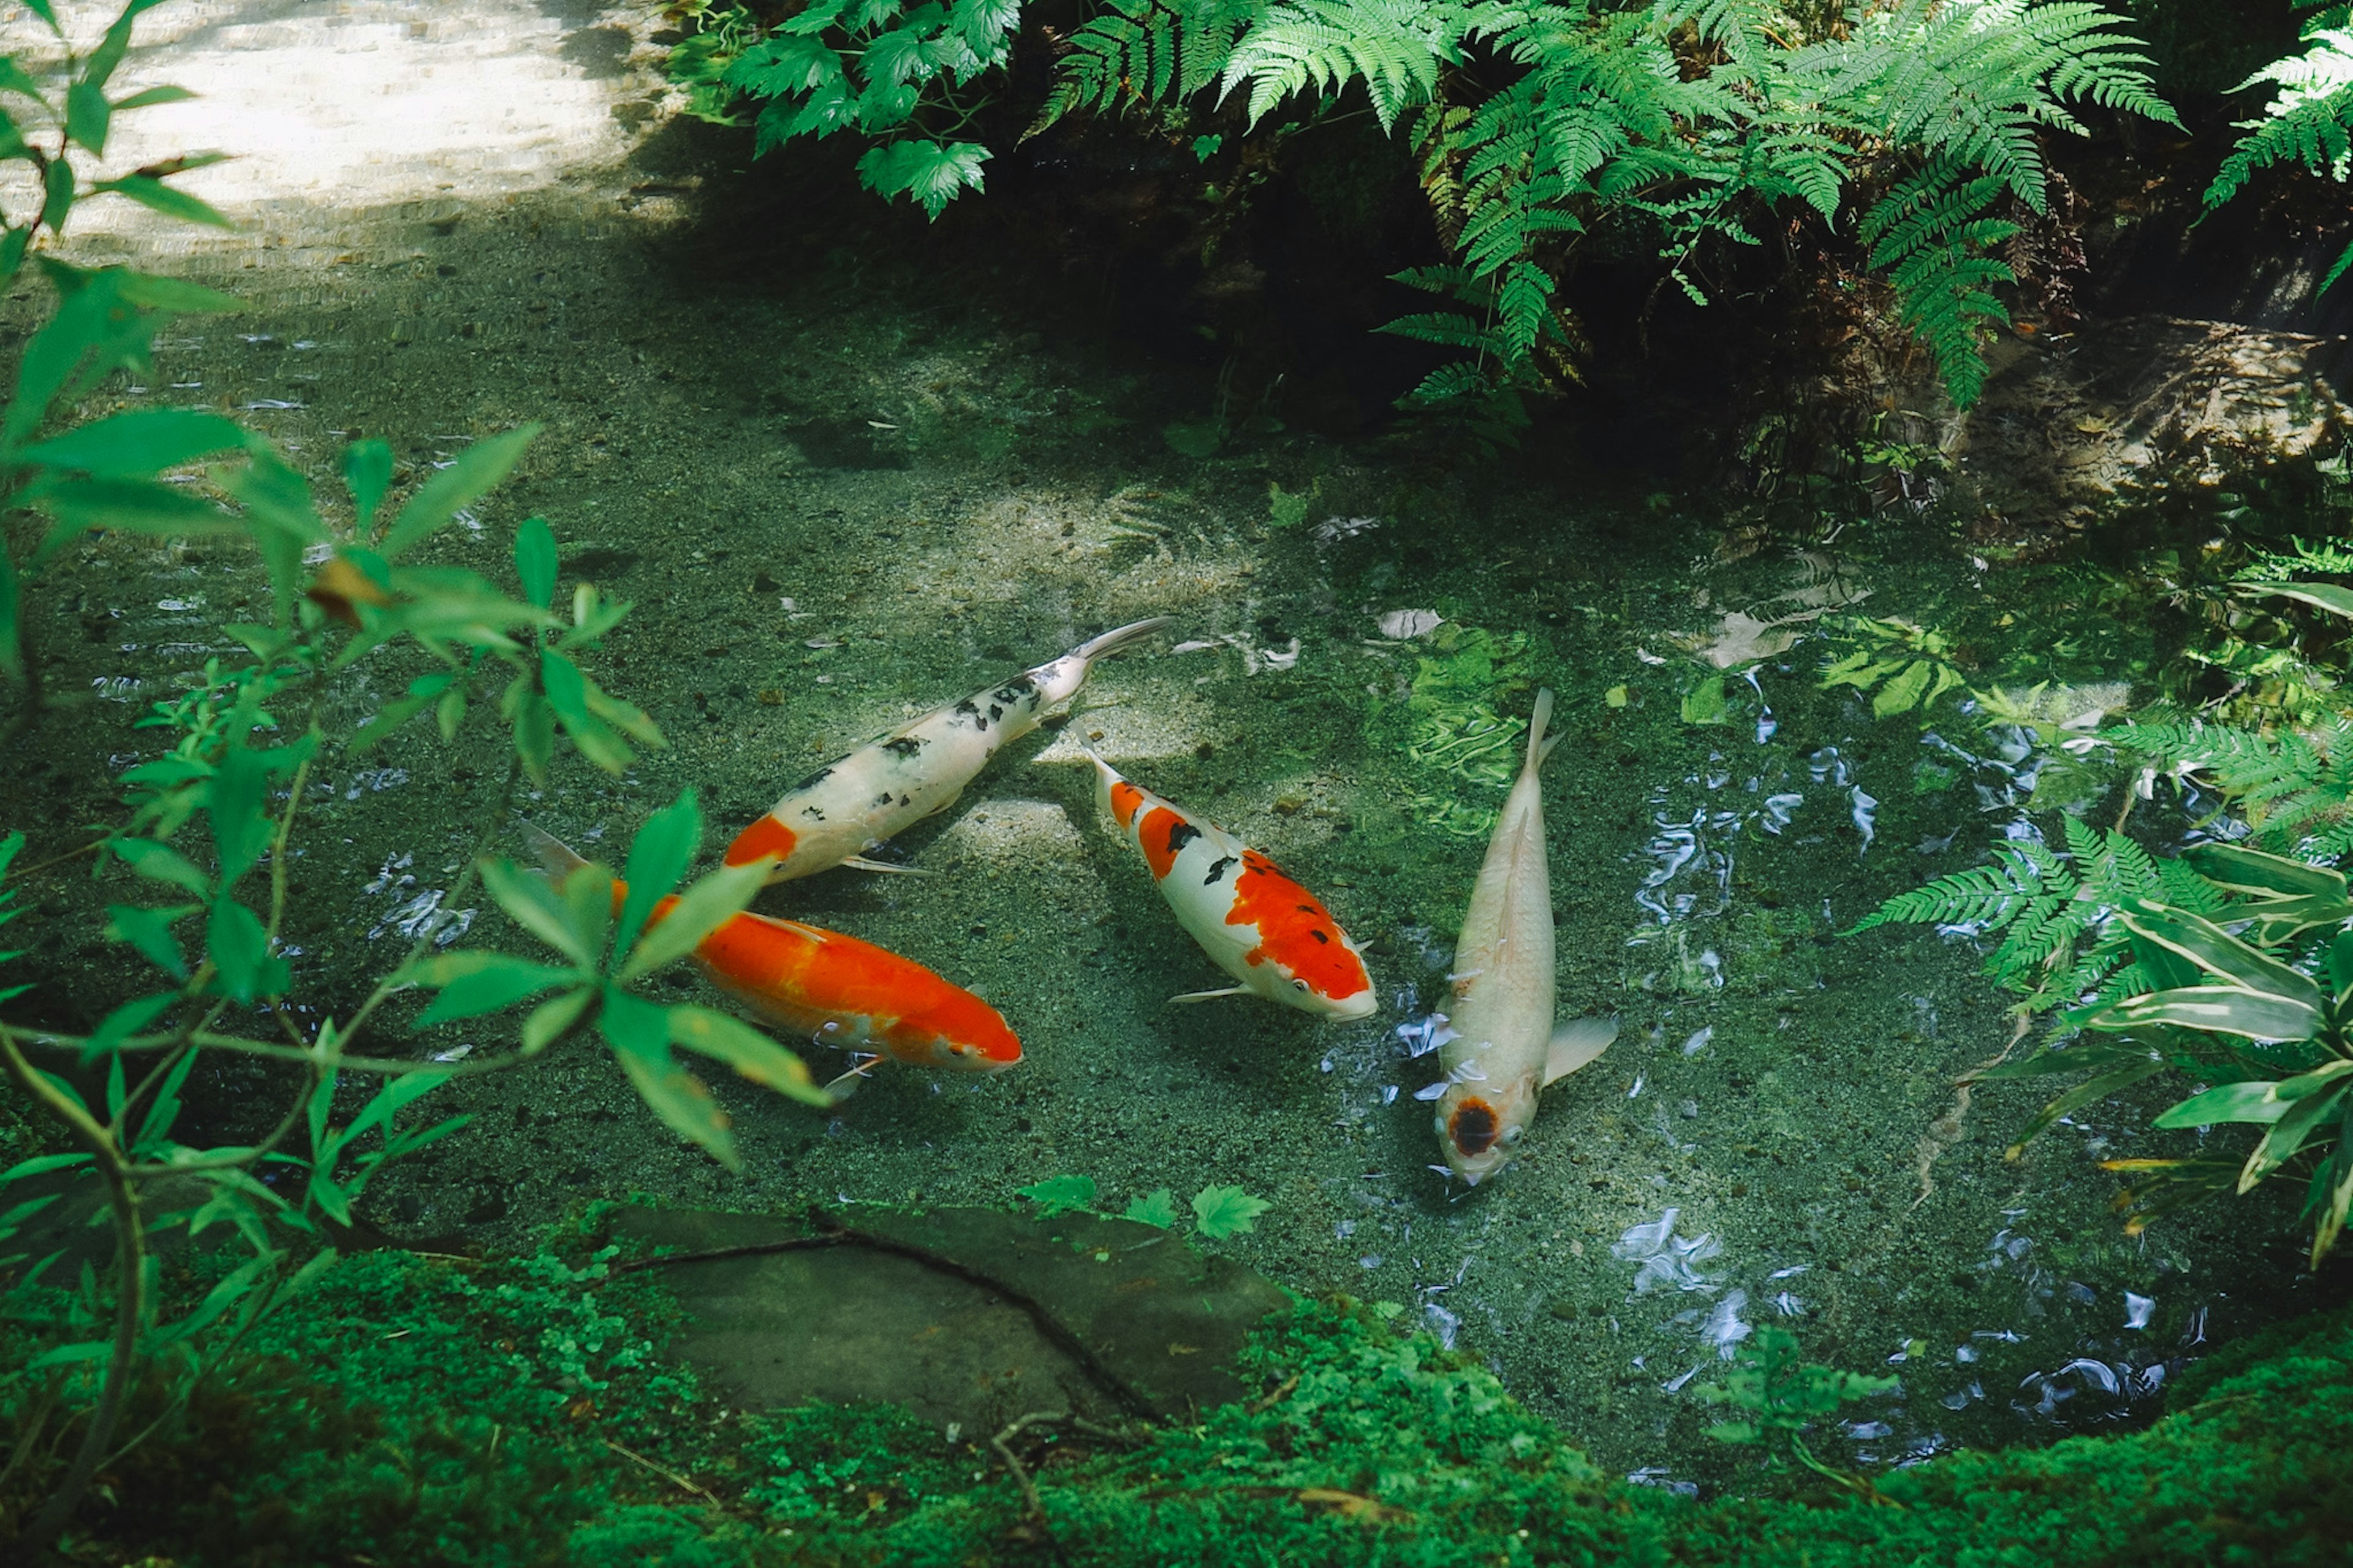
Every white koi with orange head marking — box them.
[724,617,1172,882]
[1429,689,1615,1185]
[1088,752,1376,1019]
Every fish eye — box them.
[1292,979,1310,993]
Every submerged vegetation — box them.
[7,0,2353,1559]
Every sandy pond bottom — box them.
[5,5,2343,1495]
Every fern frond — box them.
[1846,839,2070,934]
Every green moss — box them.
[21,1236,2353,1566]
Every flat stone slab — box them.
[611,1204,1289,1430]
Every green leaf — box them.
[2242,1080,2353,1191]
[2243,581,2353,619]
[1191,1184,1271,1239]
[64,79,108,154]
[480,856,597,968]
[109,84,195,111]
[207,896,287,1002]
[854,139,990,219]
[520,987,593,1054]
[2085,985,2324,1043]
[602,985,737,1170]
[13,409,247,477]
[2115,902,2324,1010]
[377,424,539,560]
[1017,1174,1096,1215]
[412,953,580,1025]
[132,1045,198,1154]
[515,515,558,610]
[208,744,273,886]
[110,835,211,895]
[668,1004,829,1105]
[1873,659,1935,717]
[2181,843,2346,900]
[1680,675,1729,725]
[619,858,766,983]
[1123,1188,1178,1229]
[32,476,233,536]
[80,993,175,1064]
[2154,1080,2294,1129]
[86,175,230,228]
[343,438,393,540]
[1,1152,91,1188]
[511,685,554,784]
[2009,1055,2167,1154]
[105,903,192,979]
[613,790,701,965]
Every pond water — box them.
[5,0,2341,1497]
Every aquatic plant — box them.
[1015,1173,1273,1238]
[1695,1325,1900,1486]
[1381,622,1531,839]
[1816,615,1971,720]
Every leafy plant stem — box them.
[0,1022,145,1557]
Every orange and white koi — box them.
[1086,753,1375,1018]
[1427,689,1613,1184]
[527,824,1020,1086]
[726,617,1173,881]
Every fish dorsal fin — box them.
[772,918,835,944]
[1544,1016,1617,1086]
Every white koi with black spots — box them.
[726,617,1172,881]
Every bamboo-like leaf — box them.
[619,859,767,983]
[2241,1079,2353,1191]
[602,985,737,1169]
[514,515,558,610]
[668,1004,828,1105]
[2006,1055,2167,1156]
[412,953,580,1025]
[2181,842,2346,900]
[520,986,594,1054]
[479,857,595,968]
[2153,1079,2294,1128]
[2241,580,2353,619]
[377,424,539,560]
[13,409,247,477]
[2116,903,2322,1004]
[2082,984,2322,1043]
[613,790,700,964]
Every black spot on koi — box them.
[883,737,923,759]
[791,765,835,792]
[1202,855,1236,886]
[993,678,1036,707]
[1166,820,1203,858]
[873,792,895,807]
[1449,1098,1501,1157]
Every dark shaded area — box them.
[612,1203,1289,1427]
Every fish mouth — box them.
[1325,989,1378,1020]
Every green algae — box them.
[22,1226,2352,1566]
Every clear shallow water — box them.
[2,97,2335,1495]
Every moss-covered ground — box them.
[13,1218,2350,1566]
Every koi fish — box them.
[1429,689,1614,1184]
[525,822,1020,1089]
[1087,752,1375,1018]
[726,616,1173,881]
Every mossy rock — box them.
[609,1203,1289,1430]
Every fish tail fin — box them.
[517,816,591,884]
[1525,687,1560,771]
[1070,615,1174,664]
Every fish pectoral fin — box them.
[840,855,936,876]
[1543,1016,1619,1086]
[822,1059,884,1100]
[1167,986,1249,1005]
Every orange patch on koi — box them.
[1139,806,1192,879]
[1109,779,1146,830]
[724,812,801,868]
[1227,852,1371,1003]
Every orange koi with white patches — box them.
[726,617,1172,882]
[1088,754,1375,1018]
[527,824,1020,1078]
